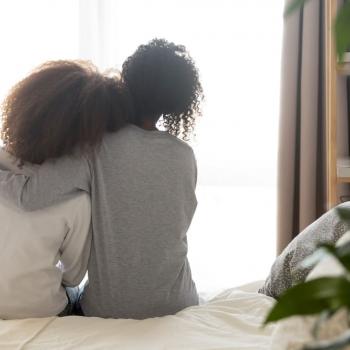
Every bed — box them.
[3,226,347,350]
[0,281,277,350]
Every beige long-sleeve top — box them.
[0,150,92,319]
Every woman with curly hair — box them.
[0,39,203,319]
[0,60,130,319]
[121,38,202,138]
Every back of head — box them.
[122,38,203,140]
[1,60,131,164]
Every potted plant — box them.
[264,4,350,348]
[264,208,350,349]
[286,0,350,62]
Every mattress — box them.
[0,281,276,350]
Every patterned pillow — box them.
[259,202,349,298]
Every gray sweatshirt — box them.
[0,124,198,319]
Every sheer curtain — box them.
[0,0,283,292]
[0,0,79,102]
[0,0,80,148]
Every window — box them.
[0,0,79,102]
[89,0,283,291]
[0,0,283,291]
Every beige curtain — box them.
[277,0,349,254]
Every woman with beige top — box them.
[0,60,131,319]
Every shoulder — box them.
[0,149,22,173]
[164,135,197,183]
[102,124,195,156]
[170,137,197,170]
[151,130,196,163]
[165,133,195,154]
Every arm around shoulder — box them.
[0,155,91,211]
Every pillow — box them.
[259,202,350,298]
[269,231,350,350]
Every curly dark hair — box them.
[121,38,203,140]
[1,60,131,164]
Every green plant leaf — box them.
[320,242,350,272]
[301,240,350,272]
[301,247,331,269]
[334,1,350,62]
[336,207,350,224]
[264,277,350,324]
[284,0,310,18]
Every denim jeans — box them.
[66,285,85,316]
[58,286,82,316]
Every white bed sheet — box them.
[0,281,276,350]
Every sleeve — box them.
[0,154,91,211]
[0,149,22,173]
[60,194,92,287]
